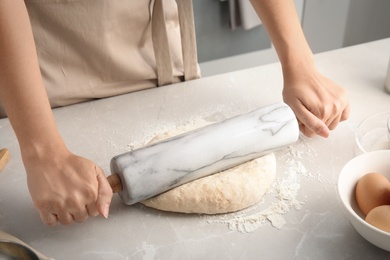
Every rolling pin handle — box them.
[107,173,123,193]
[0,148,10,173]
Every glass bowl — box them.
[355,112,390,154]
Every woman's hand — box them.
[282,66,350,138]
[24,148,113,226]
[249,0,350,138]
[0,1,113,226]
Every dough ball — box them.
[141,153,276,214]
[140,127,276,214]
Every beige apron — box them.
[0,0,200,118]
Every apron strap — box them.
[176,0,199,81]
[152,0,174,86]
[152,0,199,86]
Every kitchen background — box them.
[194,0,390,76]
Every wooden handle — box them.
[0,148,10,173]
[107,173,123,193]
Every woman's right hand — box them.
[23,147,113,226]
[0,1,113,226]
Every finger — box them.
[327,103,350,130]
[299,124,316,138]
[39,211,58,227]
[340,103,350,122]
[327,116,341,130]
[324,109,341,130]
[95,166,113,218]
[294,104,330,138]
[86,202,99,217]
[56,211,74,225]
[70,207,89,223]
[297,119,315,137]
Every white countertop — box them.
[1,38,390,259]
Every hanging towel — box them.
[228,0,262,30]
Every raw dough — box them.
[140,127,276,214]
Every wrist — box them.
[281,49,318,83]
[20,134,69,166]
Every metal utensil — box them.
[0,240,39,260]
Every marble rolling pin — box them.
[108,102,299,205]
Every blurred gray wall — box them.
[303,0,390,54]
[193,0,271,63]
[343,0,390,47]
[194,0,390,63]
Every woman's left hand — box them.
[282,67,350,138]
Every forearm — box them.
[250,0,315,73]
[0,1,115,225]
[250,0,349,138]
[0,0,66,159]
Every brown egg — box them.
[365,205,390,232]
[355,172,390,216]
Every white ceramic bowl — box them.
[355,112,390,154]
[338,150,390,251]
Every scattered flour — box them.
[206,137,319,233]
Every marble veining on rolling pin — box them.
[110,102,299,205]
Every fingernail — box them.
[102,204,109,219]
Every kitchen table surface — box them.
[1,38,390,259]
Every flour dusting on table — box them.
[206,137,318,233]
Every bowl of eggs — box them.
[338,150,390,251]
